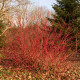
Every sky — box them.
[29,0,56,11]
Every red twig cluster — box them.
[0,21,73,70]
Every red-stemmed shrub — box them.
[0,21,73,70]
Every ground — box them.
[0,61,80,80]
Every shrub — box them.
[0,21,73,70]
[0,20,6,48]
[0,20,7,59]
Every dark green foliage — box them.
[48,0,80,51]
[49,0,80,32]
[52,0,80,28]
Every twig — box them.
[0,27,11,37]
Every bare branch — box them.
[0,27,11,37]
[1,0,5,10]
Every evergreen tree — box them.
[48,0,80,52]
[51,0,80,28]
